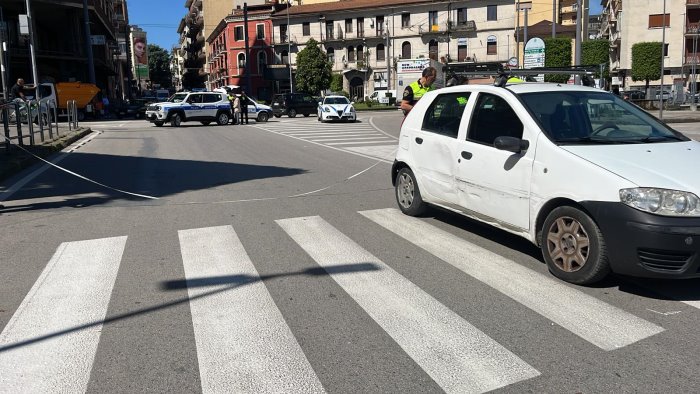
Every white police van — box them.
[145,91,231,127]
[393,81,700,285]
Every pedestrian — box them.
[10,78,30,101]
[400,66,437,116]
[226,88,236,124]
[240,92,250,124]
[102,93,110,118]
[233,94,241,125]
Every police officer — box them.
[400,66,437,116]
[240,92,250,124]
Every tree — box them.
[295,38,332,95]
[543,38,572,83]
[148,44,173,89]
[330,73,343,93]
[631,42,662,97]
[581,40,610,79]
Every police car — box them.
[394,80,700,285]
[145,91,232,127]
[317,95,356,122]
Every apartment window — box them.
[487,35,497,55]
[235,26,244,41]
[402,13,410,28]
[238,53,246,68]
[303,22,310,36]
[458,43,468,61]
[649,14,670,28]
[429,40,438,60]
[257,24,265,40]
[258,51,267,73]
[357,44,364,61]
[429,11,438,31]
[327,47,335,63]
[376,43,385,61]
[457,8,468,25]
[345,19,353,33]
[281,50,289,65]
[326,21,334,39]
[357,17,365,38]
[664,43,669,57]
[402,41,411,59]
[347,46,356,62]
[376,16,385,36]
[487,5,497,21]
[280,24,288,42]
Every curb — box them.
[0,127,93,183]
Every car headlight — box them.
[620,188,700,217]
[323,107,331,112]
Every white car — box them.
[317,95,356,122]
[393,81,699,285]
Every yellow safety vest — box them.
[456,96,468,106]
[408,80,433,104]
[507,77,525,83]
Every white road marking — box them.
[326,140,395,145]
[0,236,127,392]
[277,216,540,394]
[360,208,665,351]
[178,226,324,394]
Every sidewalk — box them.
[1,122,92,183]
[648,108,700,123]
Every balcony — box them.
[688,0,700,8]
[561,5,578,15]
[686,22,700,34]
[449,20,476,32]
[684,53,700,65]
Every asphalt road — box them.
[0,113,699,393]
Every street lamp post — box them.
[287,1,293,93]
[385,11,405,93]
[659,0,667,119]
[574,0,582,84]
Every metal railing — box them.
[67,100,79,130]
[1,98,77,154]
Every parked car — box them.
[623,90,646,100]
[271,92,317,118]
[317,95,357,122]
[393,82,698,285]
[654,90,672,101]
[145,91,232,127]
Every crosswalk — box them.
[1,208,690,393]
[253,117,399,162]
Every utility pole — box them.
[574,0,582,84]
[0,6,7,100]
[552,0,556,38]
[287,1,293,93]
[691,30,698,111]
[516,1,520,65]
[26,0,39,90]
[659,0,667,119]
[386,14,391,91]
[243,3,252,94]
[83,0,96,84]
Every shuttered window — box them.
[649,14,670,28]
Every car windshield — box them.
[324,97,349,105]
[519,91,688,144]
[168,93,188,103]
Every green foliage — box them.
[543,38,572,83]
[295,38,332,95]
[148,44,172,88]
[330,73,343,93]
[631,42,662,84]
[581,40,610,78]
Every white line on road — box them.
[0,236,127,393]
[360,208,665,351]
[311,136,392,143]
[326,140,395,146]
[178,226,324,394]
[277,216,540,394]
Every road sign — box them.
[524,38,545,82]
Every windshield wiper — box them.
[555,136,631,144]
[638,135,685,142]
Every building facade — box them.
[271,0,515,98]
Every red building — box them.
[207,4,277,101]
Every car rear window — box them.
[421,92,471,138]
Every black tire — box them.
[273,114,281,118]
[154,121,164,127]
[171,113,182,127]
[303,113,310,117]
[395,167,427,216]
[201,121,211,126]
[541,206,610,285]
[77,110,86,122]
[216,111,230,126]
[288,108,297,118]
[257,112,269,122]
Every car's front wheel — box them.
[257,112,269,122]
[153,121,164,127]
[273,114,281,118]
[171,113,182,127]
[288,108,297,118]
[395,168,427,216]
[541,206,610,285]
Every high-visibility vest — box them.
[507,76,525,83]
[407,80,433,104]
[456,96,468,106]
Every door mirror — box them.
[318,101,323,106]
[350,101,355,105]
[494,136,529,153]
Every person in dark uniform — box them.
[10,78,29,100]
[240,92,250,124]
[400,66,437,116]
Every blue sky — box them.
[128,0,603,51]
[128,0,184,50]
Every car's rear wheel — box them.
[303,113,310,117]
[153,121,164,127]
[201,121,211,126]
[257,112,269,122]
[216,111,230,126]
[541,206,610,285]
[288,108,297,118]
[395,168,427,216]
[171,113,182,127]
[273,114,281,118]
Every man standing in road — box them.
[400,66,437,116]
[240,92,250,124]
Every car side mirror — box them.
[494,136,529,153]
[318,101,322,106]
[350,101,355,105]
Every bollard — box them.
[14,101,24,146]
[2,106,10,152]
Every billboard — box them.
[133,35,149,79]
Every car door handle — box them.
[415,137,423,144]
[461,151,472,160]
